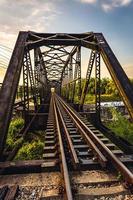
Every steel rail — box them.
[52,94,73,200]
[55,98,79,169]
[56,94,133,185]
[55,94,107,168]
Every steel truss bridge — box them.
[0,31,133,199]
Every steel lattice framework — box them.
[0,31,133,156]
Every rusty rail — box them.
[55,94,133,185]
[52,94,73,200]
[55,98,79,169]
[55,94,107,168]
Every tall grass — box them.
[107,108,133,145]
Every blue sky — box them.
[0,0,133,79]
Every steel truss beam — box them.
[27,32,98,51]
[37,48,48,82]
[34,48,41,103]
[95,33,133,119]
[23,52,29,113]
[77,46,81,100]
[0,32,28,155]
[80,51,95,108]
[66,56,73,101]
[71,58,78,103]
[69,47,81,103]
[25,50,38,110]
[95,52,101,120]
[60,47,77,82]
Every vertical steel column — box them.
[67,58,73,101]
[65,65,69,101]
[23,53,29,114]
[80,51,95,109]
[71,61,78,103]
[69,55,73,81]
[38,48,48,103]
[69,55,73,102]
[34,48,41,104]
[25,50,38,110]
[95,51,101,121]
[0,32,28,155]
[77,46,81,101]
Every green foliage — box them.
[100,94,121,102]
[107,108,133,144]
[83,94,95,104]
[65,78,125,103]
[15,140,44,160]
[76,94,120,104]
[6,118,24,148]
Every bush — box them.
[6,118,24,148]
[107,108,133,145]
[84,94,121,104]
[15,140,44,160]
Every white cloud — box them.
[79,0,97,4]
[79,0,133,11]
[0,0,61,46]
[101,3,112,12]
[101,0,133,12]
[118,0,132,6]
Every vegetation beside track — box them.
[62,78,133,103]
[106,108,133,145]
[6,117,24,149]
[14,130,44,160]
[62,77,133,145]
[74,94,121,104]
[6,118,44,160]
[15,139,44,160]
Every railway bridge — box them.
[0,31,133,199]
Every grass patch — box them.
[15,139,44,160]
[6,118,45,160]
[107,108,133,145]
[74,94,121,104]
[6,118,24,149]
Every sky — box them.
[0,0,133,82]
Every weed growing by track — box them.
[107,108,133,145]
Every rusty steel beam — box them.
[80,51,95,108]
[0,31,28,155]
[27,39,81,50]
[95,52,101,120]
[95,33,133,120]
[28,39,98,51]
[29,31,93,39]
[61,47,77,82]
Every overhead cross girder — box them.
[28,37,98,51]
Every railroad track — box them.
[42,93,133,199]
[0,185,18,200]
[0,93,132,199]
